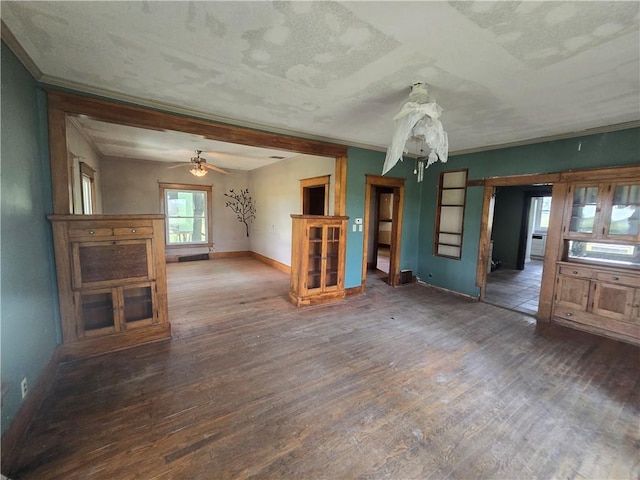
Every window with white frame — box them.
[159,183,212,246]
[533,196,552,233]
[80,162,96,214]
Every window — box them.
[79,162,96,214]
[533,196,552,233]
[159,183,212,247]
[434,169,468,259]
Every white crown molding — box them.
[1,20,43,80]
[67,116,104,158]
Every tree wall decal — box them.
[224,188,256,237]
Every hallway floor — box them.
[484,260,543,316]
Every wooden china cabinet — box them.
[49,215,171,358]
[552,177,640,344]
[290,215,348,306]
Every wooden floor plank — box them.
[7,257,640,479]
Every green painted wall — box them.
[344,148,423,288]
[416,128,640,296]
[491,186,527,269]
[1,43,60,435]
[491,185,552,269]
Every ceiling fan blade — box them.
[202,163,229,174]
[167,163,189,169]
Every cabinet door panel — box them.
[76,288,118,337]
[123,284,156,328]
[556,276,590,311]
[591,282,634,321]
[72,239,153,288]
[607,183,639,239]
[568,185,599,235]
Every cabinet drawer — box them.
[595,272,640,287]
[113,226,153,237]
[553,306,584,322]
[558,265,594,279]
[68,227,113,239]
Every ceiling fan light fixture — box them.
[382,82,449,180]
[189,164,208,177]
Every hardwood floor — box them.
[7,257,640,479]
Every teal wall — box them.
[1,43,60,435]
[344,148,423,288]
[491,186,527,269]
[415,128,640,296]
[491,184,552,269]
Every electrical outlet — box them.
[21,377,28,399]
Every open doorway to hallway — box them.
[484,184,552,315]
[362,176,405,288]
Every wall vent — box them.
[178,254,209,262]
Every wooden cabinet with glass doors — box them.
[290,215,348,306]
[49,215,171,358]
[553,176,640,344]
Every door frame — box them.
[474,172,563,320]
[362,175,405,288]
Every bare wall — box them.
[248,155,335,267]
[100,156,250,254]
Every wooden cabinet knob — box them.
[131,229,136,233]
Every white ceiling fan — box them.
[168,150,229,177]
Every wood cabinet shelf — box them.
[49,215,171,358]
[290,215,348,307]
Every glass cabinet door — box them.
[608,183,639,237]
[569,185,599,234]
[78,289,116,336]
[325,226,340,288]
[306,226,323,290]
[123,285,155,326]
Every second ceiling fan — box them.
[169,150,229,177]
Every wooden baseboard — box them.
[1,346,61,472]
[210,251,250,259]
[249,251,290,274]
[416,280,479,300]
[166,251,290,274]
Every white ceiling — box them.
[70,116,302,170]
[3,1,640,161]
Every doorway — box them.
[476,173,563,320]
[484,185,552,315]
[362,175,404,288]
[301,175,330,215]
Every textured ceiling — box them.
[3,1,640,158]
